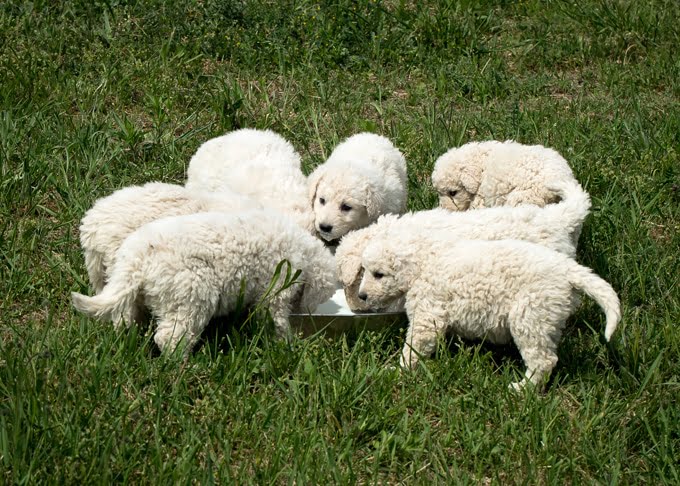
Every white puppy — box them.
[432,140,578,211]
[307,132,408,242]
[186,128,314,233]
[358,238,620,390]
[72,210,337,355]
[79,182,260,294]
[336,179,589,312]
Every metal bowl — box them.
[290,285,407,337]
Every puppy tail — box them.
[71,259,143,325]
[568,262,621,341]
[547,179,591,236]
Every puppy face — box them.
[431,157,482,212]
[436,185,474,211]
[357,242,405,308]
[311,173,370,242]
[432,168,475,210]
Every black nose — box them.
[319,224,333,233]
[358,292,367,301]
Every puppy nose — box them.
[319,224,333,233]
[358,292,367,301]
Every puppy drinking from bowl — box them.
[358,237,620,390]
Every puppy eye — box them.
[340,203,352,212]
[319,197,326,205]
[373,271,384,280]
[448,190,458,198]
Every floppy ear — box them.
[459,165,483,194]
[364,179,386,221]
[382,245,399,274]
[336,247,363,286]
[381,241,417,287]
[336,231,366,284]
[307,168,324,206]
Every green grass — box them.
[1,0,679,482]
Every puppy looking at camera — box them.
[307,132,408,243]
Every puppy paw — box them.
[509,379,543,393]
[509,378,539,392]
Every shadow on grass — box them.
[197,310,408,357]
[435,312,627,391]
[195,308,261,357]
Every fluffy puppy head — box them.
[431,154,483,211]
[308,163,384,242]
[357,239,410,309]
[335,216,401,311]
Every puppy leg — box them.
[154,313,188,354]
[399,310,444,369]
[270,306,293,342]
[153,266,223,355]
[508,307,565,391]
[110,293,147,330]
[154,293,218,356]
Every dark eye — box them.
[340,203,352,212]
[448,190,458,198]
[319,197,326,205]
[373,271,384,280]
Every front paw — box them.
[508,379,542,393]
[399,353,419,370]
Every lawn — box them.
[1,0,678,483]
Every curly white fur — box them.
[186,128,314,233]
[72,210,337,355]
[432,140,578,211]
[79,182,261,294]
[336,179,590,312]
[307,132,408,242]
[358,238,620,390]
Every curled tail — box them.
[72,253,145,326]
[546,179,591,239]
[567,261,621,341]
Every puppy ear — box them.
[383,245,399,273]
[336,233,363,284]
[378,239,412,281]
[364,181,386,221]
[459,165,482,194]
[307,168,323,206]
[336,250,362,286]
